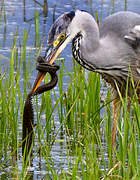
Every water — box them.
[1,0,140,179]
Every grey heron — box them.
[32,10,140,146]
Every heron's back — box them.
[100,11,140,39]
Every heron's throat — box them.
[72,34,96,71]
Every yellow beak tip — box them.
[32,73,46,93]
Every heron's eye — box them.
[60,34,66,39]
[53,34,66,47]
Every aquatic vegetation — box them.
[1,37,140,179]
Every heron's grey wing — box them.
[124,25,140,50]
[98,12,140,82]
[124,25,140,80]
[100,11,140,39]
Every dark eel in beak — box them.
[31,34,66,94]
[22,55,59,157]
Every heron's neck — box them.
[71,16,101,71]
[71,12,101,70]
[69,10,100,52]
[80,20,100,54]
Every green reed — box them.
[125,0,127,11]
[34,11,40,47]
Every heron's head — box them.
[46,10,76,64]
[46,9,97,63]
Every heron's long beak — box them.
[32,72,46,93]
[32,35,68,94]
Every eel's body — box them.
[22,57,59,155]
[22,93,34,155]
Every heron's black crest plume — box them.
[80,10,89,13]
[66,11,75,20]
